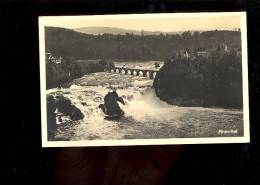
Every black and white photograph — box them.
[39,12,249,147]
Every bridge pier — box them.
[142,70,147,77]
[149,72,153,79]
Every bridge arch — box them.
[138,70,144,77]
[110,67,157,79]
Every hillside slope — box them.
[45,26,241,60]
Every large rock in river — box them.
[55,95,84,121]
[153,55,243,108]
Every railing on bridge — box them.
[109,67,158,79]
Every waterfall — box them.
[47,71,243,141]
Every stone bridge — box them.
[109,67,158,79]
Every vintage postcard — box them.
[39,12,249,147]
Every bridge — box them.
[109,67,158,79]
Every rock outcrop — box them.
[153,52,243,108]
[55,95,84,121]
[46,94,84,141]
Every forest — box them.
[46,59,114,89]
[153,49,243,108]
[45,26,241,61]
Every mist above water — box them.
[48,71,243,141]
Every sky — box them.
[40,12,243,32]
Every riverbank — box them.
[46,59,114,89]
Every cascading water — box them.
[48,69,243,141]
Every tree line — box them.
[45,26,241,61]
[46,58,114,89]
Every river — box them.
[47,62,244,141]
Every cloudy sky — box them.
[40,12,243,32]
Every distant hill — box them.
[45,26,241,60]
[74,26,181,35]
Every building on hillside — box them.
[176,48,193,59]
[45,53,63,64]
[173,43,239,62]
[196,50,210,58]
[45,53,52,60]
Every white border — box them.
[39,12,250,147]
